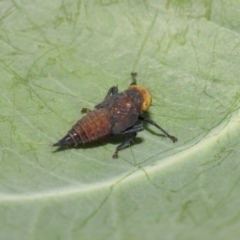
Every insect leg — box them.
[112,133,137,159]
[104,86,118,99]
[95,86,118,109]
[130,72,137,85]
[81,108,92,114]
[119,124,144,134]
[139,116,178,143]
[112,124,143,158]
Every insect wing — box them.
[95,93,140,134]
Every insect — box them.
[53,72,178,158]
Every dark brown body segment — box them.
[96,88,142,134]
[71,108,112,144]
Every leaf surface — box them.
[1,0,240,239]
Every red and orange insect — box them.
[53,73,177,158]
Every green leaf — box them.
[1,0,240,239]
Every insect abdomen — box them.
[53,108,111,147]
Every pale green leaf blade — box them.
[1,0,240,240]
